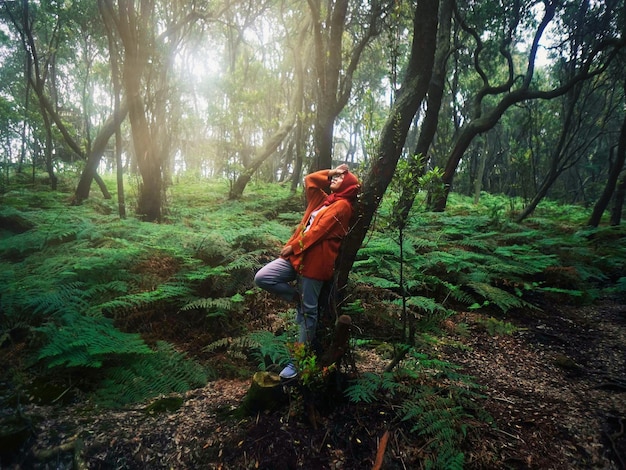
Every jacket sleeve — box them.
[304,170,331,208]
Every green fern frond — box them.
[178,265,228,282]
[441,281,476,305]
[433,449,464,470]
[93,341,208,408]
[24,282,89,316]
[457,236,495,251]
[422,250,476,273]
[475,316,519,336]
[204,330,290,369]
[181,293,244,317]
[406,235,439,251]
[344,372,382,404]
[391,296,449,315]
[467,282,532,312]
[354,275,400,289]
[97,283,193,315]
[537,286,584,297]
[245,330,290,368]
[223,252,260,272]
[345,346,485,469]
[36,312,153,369]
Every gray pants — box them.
[254,257,324,343]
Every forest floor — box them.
[2,293,626,469]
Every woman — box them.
[254,163,360,379]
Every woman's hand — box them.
[280,244,294,257]
[330,163,349,177]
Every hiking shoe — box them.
[279,363,298,379]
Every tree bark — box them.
[394,0,453,225]
[103,0,127,219]
[108,0,163,221]
[229,115,297,199]
[430,2,624,212]
[290,113,306,193]
[588,78,626,227]
[320,315,352,367]
[39,102,58,190]
[337,0,439,290]
[307,0,382,171]
[238,372,285,416]
[73,102,129,204]
[308,0,349,171]
[473,137,488,204]
[610,172,625,226]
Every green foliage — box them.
[98,283,194,317]
[0,183,289,407]
[36,311,153,369]
[181,293,245,318]
[345,348,487,469]
[475,316,519,336]
[612,277,626,300]
[3,176,625,419]
[93,341,208,408]
[289,342,336,390]
[354,190,622,317]
[204,330,290,370]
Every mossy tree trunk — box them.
[337,0,440,290]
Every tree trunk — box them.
[320,315,352,367]
[104,0,127,219]
[431,2,624,212]
[238,371,286,416]
[516,79,588,222]
[307,0,382,171]
[290,114,305,193]
[394,0,453,225]
[39,104,58,190]
[73,102,128,205]
[308,0,348,171]
[610,172,625,226]
[430,3,554,212]
[110,0,163,222]
[337,0,439,290]
[473,138,488,204]
[229,115,297,199]
[588,78,626,227]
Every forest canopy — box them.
[0,0,624,228]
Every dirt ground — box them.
[2,296,626,469]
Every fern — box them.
[475,316,519,336]
[345,347,487,469]
[179,265,228,282]
[96,282,194,316]
[344,372,383,404]
[391,295,450,315]
[24,282,91,316]
[93,341,208,408]
[204,330,290,369]
[353,275,400,289]
[36,311,153,368]
[467,281,534,313]
[180,293,245,318]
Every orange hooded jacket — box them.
[284,170,356,281]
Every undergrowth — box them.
[344,346,489,470]
[1,172,624,423]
